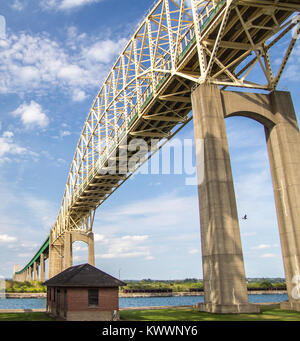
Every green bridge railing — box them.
[15,236,50,275]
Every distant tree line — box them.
[4,279,286,293]
[120,279,286,293]
[5,281,46,293]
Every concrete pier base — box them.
[195,303,259,314]
[280,301,300,311]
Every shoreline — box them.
[0,302,283,314]
[4,290,287,299]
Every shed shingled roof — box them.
[44,263,126,288]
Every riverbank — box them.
[4,290,287,299]
[5,293,47,299]
[120,290,287,297]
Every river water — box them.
[0,294,288,310]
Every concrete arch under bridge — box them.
[48,231,95,279]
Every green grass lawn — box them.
[120,305,300,321]
[0,312,55,321]
[1,306,300,321]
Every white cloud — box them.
[95,234,152,260]
[252,244,271,250]
[0,130,37,162]
[20,241,39,249]
[282,43,300,83]
[241,232,257,237]
[12,101,49,129]
[72,89,87,102]
[41,0,102,11]
[0,31,126,101]
[0,234,17,243]
[73,243,87,252]
[60,130,71,138]
[17,253,32,258]
[84,39,127,63]
[105,194,199,229]
[92,193,200,268]
[94,233,105,242]
[260,253,277,258]
[24,196,57,229]
[11,0,26,11]
[58,64,84,82]
[188,248,200,254]
[121,235,149,242]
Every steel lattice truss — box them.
[45,0,299,244]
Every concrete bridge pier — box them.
[48,230,95,279]
[27,267,32,282]
[12,265,20,281]
[192,84,300,313]
[63,230,95,270]
[39,253,45,282]
[191,84,259,314]
[266,92,300,312]
[33,262,38,281]
[48,235,63,279]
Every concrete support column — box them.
[13,265,19,281]
[265,91,300,311]
[63,231,72,270]
[49,234,63,279]
[27,268,31,281]
[40,253,45,283]
[28,267,32,282]
[88,232,95,266]
[191,84,259,313]
[33,262,37,281]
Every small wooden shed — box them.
[44,263,125,321]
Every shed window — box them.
[88,289,99,307]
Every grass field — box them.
[0,306,299,321]
[119,305,300,321]
[0,312,55,321]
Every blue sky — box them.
[0,0,299,280]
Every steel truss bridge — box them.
[14,0,300,279]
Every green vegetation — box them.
[121,279,204,293]
[120,306,300,321]
[1,306,299,321]
[0,312,54,321]
[5,280,47,293]
[120,278,286,293]
[4,278,286,294]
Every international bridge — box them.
[13,0,300,313]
